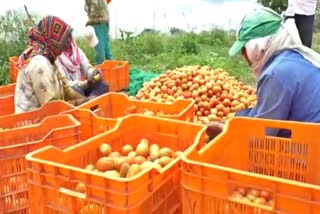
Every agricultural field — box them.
[1,11,320,88]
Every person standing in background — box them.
[84,0,113,65]
[284,0,318,48]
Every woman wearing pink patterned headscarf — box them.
[56,38,109,97]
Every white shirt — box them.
[285,0,317,16]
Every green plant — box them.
[0,10,28,85]
[0,62,10,85]
[257,0,287,13]
[197,29,233,46]
[75,37,95,64]
[179,33,199,54]
[137,33,165,55]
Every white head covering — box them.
[245,18,320,80]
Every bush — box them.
[179,33,200,54]
[0,11,28,61]
[139,33,165,55]
[76,37,95,64]
[0,10,28,85]
[198,29,234,46]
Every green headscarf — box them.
[229,7,282,57]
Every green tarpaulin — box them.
[128,68,160,96]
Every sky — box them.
[0,0,259,38]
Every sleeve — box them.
[84,0,88,12]
[254,74,292,136]
[234,73,292,136]
[235,108,257,117]
[28,58,61,105]
[284,0,295,17]
[79,47,94,79]
[55,59,83,87]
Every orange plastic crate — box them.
[0,114,81,214]
[26,115,206,213]
[0,84,15,116]
[0,110,118,213]
[0,101,74,129]
[10,57,129,90]
[78,92,194,122]
[9,57,18,83]
[62,108,119,141]
[181,117,320,214]
[95,60,129,92]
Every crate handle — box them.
[265,127,292,138]
[230,117,320,141]
[58,186,87,199]
[90,104,100,112]
[228,197,274,211]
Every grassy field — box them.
[0,11,254,86]
[0,29,255,86]
[0,11,319,87]
[77,31,320,87]
[76,30,254,83]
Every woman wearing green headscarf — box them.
[206,7,320,138]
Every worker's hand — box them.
[206,122,225,139]
[87,68,102,80]
[73,97,90,106]
[74,96,97,106]
[92,68,102,77]
[87,95,97,101]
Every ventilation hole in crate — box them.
[76,201,103,213]
[248,137,276,176]
[265,127,292,138]
[277,140,308,182]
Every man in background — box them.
[284,0,318,48]
[84,0,113,65]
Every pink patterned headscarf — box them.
[58,40,81,75]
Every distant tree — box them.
[140,28,159,35]
[119,29,133,40]
[257,0,288,13]
[169,27,185,35]
[258,1,320,31]
[315,11,320,32]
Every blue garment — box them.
[236,49,320,137]
[93,23,113,65]
[72,80,109,97]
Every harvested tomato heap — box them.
[135,65,257,124]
